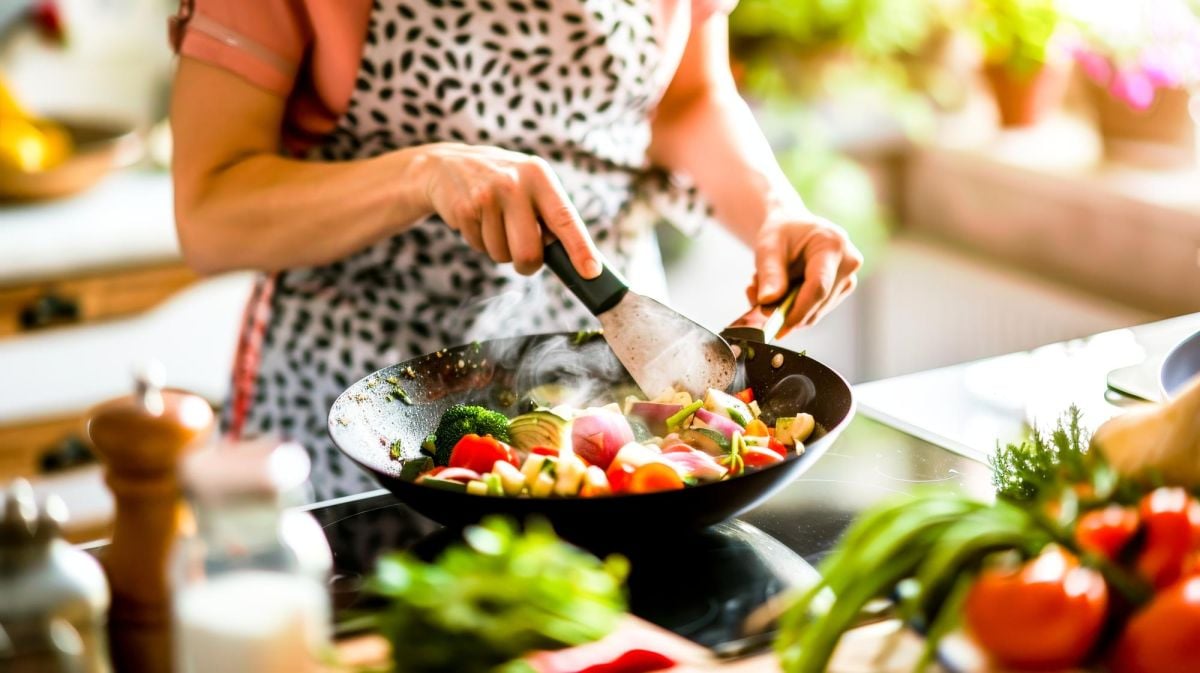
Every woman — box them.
[170,0,862,501]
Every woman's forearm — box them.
[648,87,805,247]
[175,147,433,274]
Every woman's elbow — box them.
[174,202,232,276]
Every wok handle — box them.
[543,239,629,315]
[720,285,802,345]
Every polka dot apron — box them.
[228,0,709,501]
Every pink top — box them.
[171,0,735,155]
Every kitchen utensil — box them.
[86,365,214,673]
[328,296,854,535]
[542,240,737,398]
[1161,329,1200,399]
[0,479,111,673]
[0,116,139,201]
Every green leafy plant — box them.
[730,0,938,60]
[972,0,1064,76]
[360,517,628,673]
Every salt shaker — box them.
[171,439,332,673]
[0,479,111,673]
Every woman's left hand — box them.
[747,213,863,338]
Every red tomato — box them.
[627,463,685,494]
[964,548,1108,670]
[742,446,783,469]
[606,462,635,494]
[447,434,518,474]
[529,446,558,457]
[1111,576,1200,673]
[1075,505,1139,560]
[1136,487,1200,589]
[733,388,755,404]
[767,437,788,457]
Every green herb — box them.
[665,400,703,431]
[393,386,412,405]
[991,406,1092,501]
[421,434,438,457]
[362,517,627,673]
[389,439,404,461]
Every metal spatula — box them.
[544,240,736,398]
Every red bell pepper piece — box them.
[576,649,676,673]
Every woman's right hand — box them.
[417,143,602,278]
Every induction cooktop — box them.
[304,415,992,654]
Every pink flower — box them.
[1110,69,1157,110]
[1075,50,1113,85]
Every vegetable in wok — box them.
[405,386,817,497]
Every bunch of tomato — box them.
[964,487,1200,673]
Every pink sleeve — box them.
[692,0,738,23]
[171,0,311,96]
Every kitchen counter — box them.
[856,312,1200,461]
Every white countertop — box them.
[0,169,179,284]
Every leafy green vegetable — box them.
[775,408,1154,673]
[432,404,512,465]
[364,517,628,673]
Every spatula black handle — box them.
[543,240,629,315]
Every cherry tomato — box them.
[627,463,684,494]
[1111,576,1200,673]
[447,434,518,474]
[964,548,1108,670]
[742,446,783,469]
[1136,487,1200,589]
[733,388,755,404]
[1076,505,1139,560]
[606,462,635,494]
[744,419,770,437]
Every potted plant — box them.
[971,0,1071,127]
[1068,0,1200,167]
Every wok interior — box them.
[330,332,854,483]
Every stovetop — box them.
[304,415,993,652]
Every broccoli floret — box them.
[432,404,511,465]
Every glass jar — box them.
[171,440,332,673]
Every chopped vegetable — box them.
[399,456,434,482]
[774,414,815,447]
[448,434,519,474]
[508,410,568,452]
[664,400,703,431]
[702,388,753,425]
[432,404,511,466]
[574,649,676,673]
[627,463,684,494]
[571,410,635,469]
[364,517,627,673]
[733,387,755,404]
[693,408,742,440]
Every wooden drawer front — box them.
[0,414,87,481]
[0,264,197,336]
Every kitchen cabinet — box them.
[0,171,249,491]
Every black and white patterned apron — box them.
[230,0,708,501]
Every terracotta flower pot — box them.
[984,60,1071,128]
[1088,83,1197,168]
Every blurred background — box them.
[1,0,1199,536]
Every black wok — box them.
[328,330,854,534]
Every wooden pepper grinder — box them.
[86,364,214,673]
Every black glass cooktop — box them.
[303,415,993,654]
